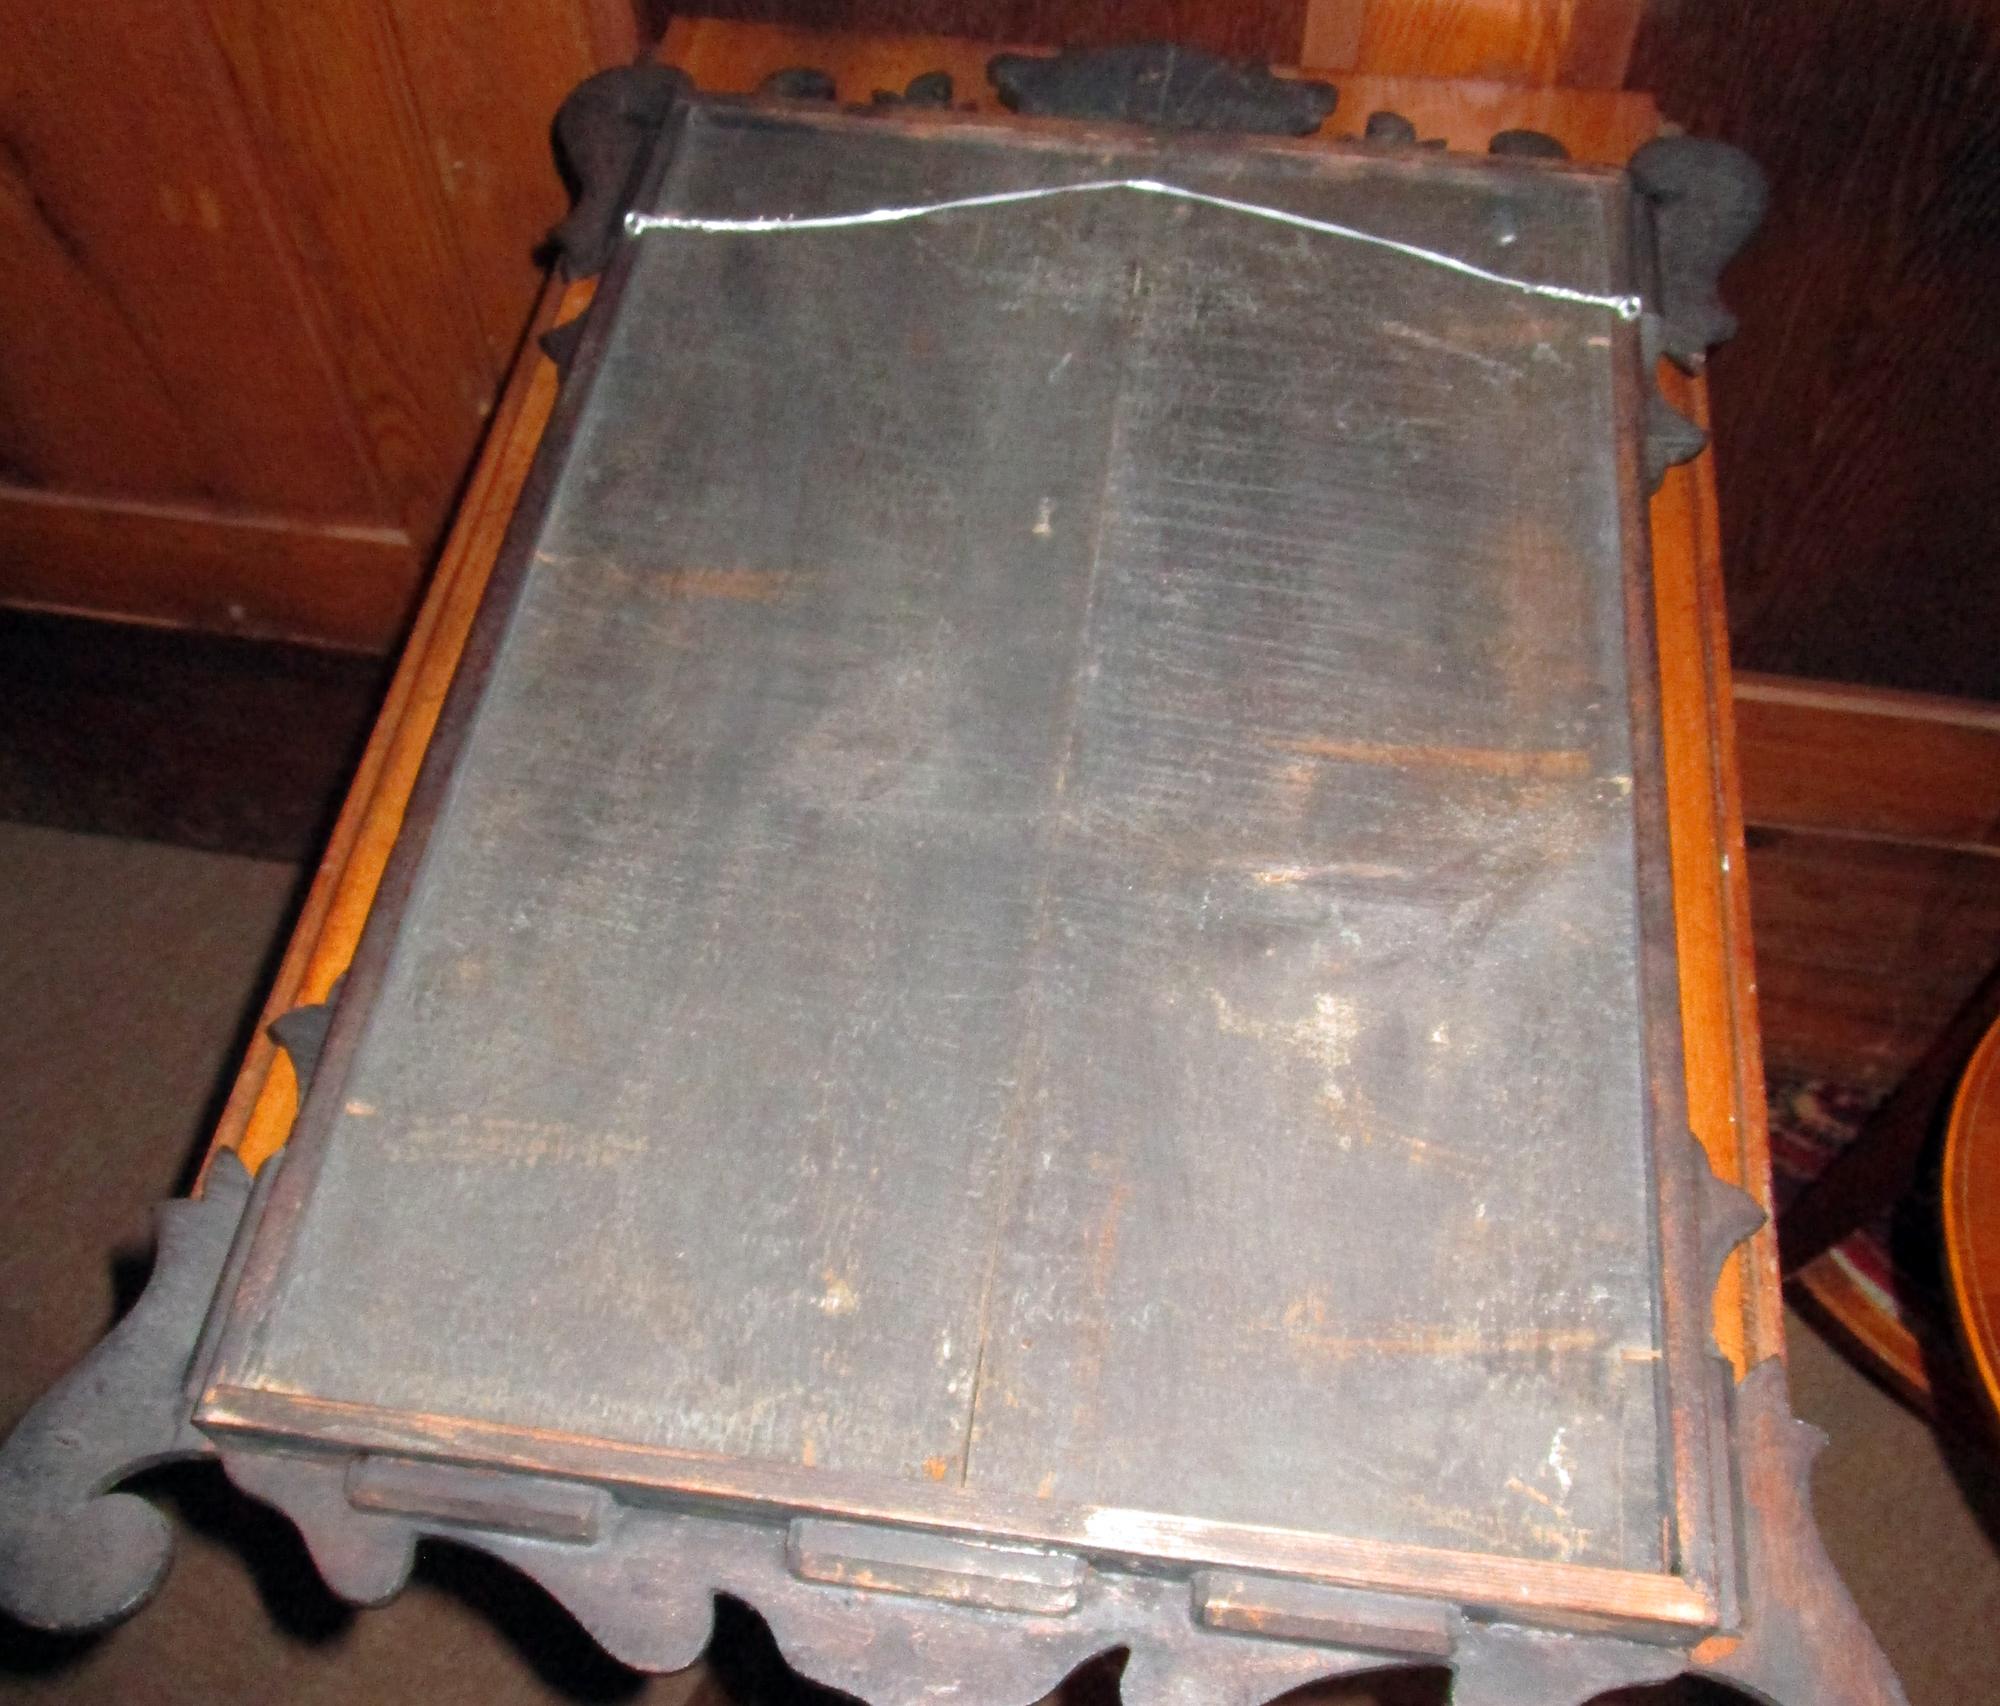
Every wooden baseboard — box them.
[0,485,419,653]
[1734,673,2000,1090]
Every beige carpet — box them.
[1,821,1996,1704]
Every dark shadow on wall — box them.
[1633,0,2000,700]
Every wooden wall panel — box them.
[1632,0,2000,703]
[1736,676,2000,1090]
[0,0,384,515]
[1745,832,2000,1092]
[1,0,622,648]
[1300,0,1639,86]
[202,0,501,547]
[380,0,616,374]
[0,487,416,652]
[1735,674,2000,852]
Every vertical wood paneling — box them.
[1733,676,2000,1091]
[1633,0,2000,702]
[1300,0,1639,85]
[201,0,500,548]
[0,0,385,515]
[380,0,605,374]
[3,0,624,645]
[0,135,207,496]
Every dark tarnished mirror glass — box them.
[202,101,1715,1620]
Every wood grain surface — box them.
[1734,674,2000,1096]
[1733,675,2000,1093]
[17,0,1995,722]
[1736,676,2000,854]
[1632,0,2000,702]
[211,276,592,1177]
[1649,367,1782,1376]
[0,0,619,648]
[1946,1017,2000,1429]
[1745,831,2000,1092]
[382,0,633,376]
[201,0,500,547]
[1300,0,1640,86]
[0,0,386,515]
[0,486,415,649]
